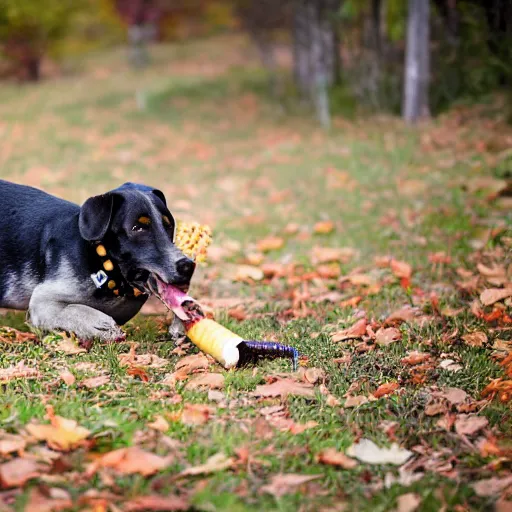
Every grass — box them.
[0,35,511,511]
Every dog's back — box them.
[0,180,78,309]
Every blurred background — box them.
[0,0,510,300]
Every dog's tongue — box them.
[155,280,192,321]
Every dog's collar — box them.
[90,242,146,299]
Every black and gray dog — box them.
[0,180,195,342]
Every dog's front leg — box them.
[29,288,124,342]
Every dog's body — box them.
[0,180,194,341]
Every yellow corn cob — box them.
[175,221,212,264]
[186,318,243,369]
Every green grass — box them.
[0,35,511,511]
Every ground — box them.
[0,35,511,512]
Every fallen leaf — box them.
[0,327,37,344]
[397,493,421,512]
[178,452,234,477]
[461,331,487,348]
[0,459,41,488]
[472,475,512,497]
[390,259,412,279]
[260,474,321,497]
[147,415,170,432]
[316,264,341,279]
[55,336,87,355]
[401,352,431,366]
[311,246,356,264]
[0,360,41,383]
[316,448,358,469]
[344,395,368,408]
[346,439,412,465]
[313,221,335,234]
[481,378,512,402]
[332,318,367,342]
[234,265,264,282]
[0,434,26,456]
[385,306,421,326]
[124,495,189,511]
[373,382,399,398]
[454,415,488,436]
[175,354,209,374]
[185,373,225,391]
[59,369,75,386]
[181,403,213,426]
[480,288,512,306]
[24,487,72,512]
[375,327,402,347]
[438,359,463,372]
[304,368,325,385]
[81,375,110,389]
[439,387,468,405]
[26,410,90,451]
[252,378,315,398]
[284,222,300,234]
[257,236,284,252]
[88,447,173,476]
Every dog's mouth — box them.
[146,275,191,320]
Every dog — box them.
[0,180,195,342]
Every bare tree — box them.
[403,0,430,122]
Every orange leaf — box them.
[332,318,367,342]
[316,448,358,468]
[127,367,149,382]
[390,259,412,279]
[313,221,335,234]
[373,382,399,398]
[257,236,284,252]
[401,351,431,366]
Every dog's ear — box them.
[79,193,115,241]
[151,188,167,206]
[115,182,167,206]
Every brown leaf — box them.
[124,495,189,511]
[88,447,173,476]
[344,395,368,408]
[390,259,412,279]
[178,453,234,477]
[26,409,90,452]
[316,448,358,469]
[311,246,356,264]
[472,475,512,497]
[175,354,209,374]
[81,375,110,389]
[375,327,402,347]
[56,336,87,355]
[313,221,335,234]
[0,459,41,488]
[252,378,315,398]
[331,318,367,342]
[454,415,488,436]
[59,369,75,386]
[316,264,341,279]
[185,373,225,391]
[397,493,421,512]
[0,434,26,456]
[234,265,264,282]
[480,288,512,306]
[385,306,421,326]
[181,403,213,426]
[0,360,41,383]
[439,387,468,405]
[257,236,284,252]
[260,474,321,497]
[0,327,37,344]
[461,331,488,348]
[147,415,170,432]
[401,352,431,366]
[373,382,399,399]
[304,368,325,385]
[24,487,72,512]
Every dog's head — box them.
[79,182,195,291]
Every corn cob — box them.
[175,220,212,263]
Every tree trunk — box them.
[292,0,311,96]
[25,56,41,81]
[403,0,430,123]
[128,22,155,68]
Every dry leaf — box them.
[311,246,356,264]
[373,382,399,399]
[472,475,512,497]
[26,412,90,452]
[375,327,402,347]
[461,332,487,348]
[346,439,412,465]
[401,352,431,366]
[181,403,213,426]
[316,448,358,469]
[390,260,412,279]
[480,288,512,306]
[397,493,421,512]
[234,265,264,282]
[344,395,368,408]
[56,336,87,355]
[252,378,315,398]
[81,375,110,389]
[185,373,225,391]
[59,369,75,386]
[124,495,189,511]
[260,474,321,497]
[175,354,209,374]
[304,368,325,385]
[385,306,421,326]
[147,415,170,432]
[316,264,341,279]
[313,221,335,234]
[332,318,367,342]
[439,387,468,405]
[0,327,37,344]
[257,236,284,252]
[178,453,234,477]
[0,361,41,383]
[88,447,172,476]
[0,458,41,488]
[454,415,488,436]
[24,487,72,512]
[0,434,26,456]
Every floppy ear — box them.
[151,188,167,206]
[79,193,114,241]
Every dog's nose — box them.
[176,257,195,280]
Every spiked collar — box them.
[90,242,146,299]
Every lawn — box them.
[0,35,511,511]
